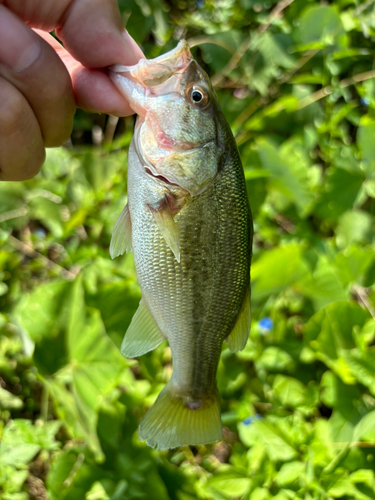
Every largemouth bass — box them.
[109,41,252,450]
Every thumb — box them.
[56,0,144,68]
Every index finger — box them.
[57,0,145,68]
[6,0,144,116]
[5,0,144,68]
[35,29,137,116]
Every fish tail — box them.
[138,382,222,450]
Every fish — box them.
[109,40,253,450]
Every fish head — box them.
[109,41,223,196]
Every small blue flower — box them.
[196,0,205,7]
[34,229,46,239]
[242,414,262,426]
[258,317,273,334]
[361,97,370,106]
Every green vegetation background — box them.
[1,0,375,498]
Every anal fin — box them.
[122,299,165,358]
[149,197,180,262]
[110,203,132,259]
[225,286,251,352]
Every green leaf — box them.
[0,419,61,455]
[326,469,375,498]
[275,461,305,487]
[0,466,28,496]
[85,279,140,349]
[47,446,103,500]
[297,254,348,310]
[355,410,375,442]
[16,280,71,375]
[314,167,364,222]
[257,33,295,70]
[256,138,315,216]
[297,5,345,46]
[0,442,40,467]
[66,278,126,460]
[333,245,374,288]
[343,348,375,396]
[208,472,251,497]
[320,371,362,416]
[86,481,112,500]
[240,419,297,462]
[256,347,294,372]
[358,120,375,180]
[0,387,23,409]
[273,375,306,408]
[336,210,373,248]
[17,274,128,461]
[28,196,64,238]
[252,244,309,299]
[249,487,271,500]
[310,419,335,466]
[304,301,370,383]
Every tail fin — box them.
[138,382,222,450]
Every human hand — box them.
[0,0,144,181]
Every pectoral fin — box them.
[149,197,180,262]
[110,204,132,259]
[225,286,251,352]
[121,299,165,358]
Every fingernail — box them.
[0,6,41,72]
[122,30,145,64]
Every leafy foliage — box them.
[1,0,375,498]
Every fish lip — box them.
[109,41,194,110]
[110,40,191,81]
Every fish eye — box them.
[187,86,209,108]
[192,90,203,102]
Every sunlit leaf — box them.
[252,243,309,299]
[273,375,306,408]
[304,301,370,383]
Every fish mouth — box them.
[110,40,192,88]
[109,41,196,119]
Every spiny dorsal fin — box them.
[149,197,180,262]
[110,203,132,259]
[121,299,165,358]
[225,286,251,352]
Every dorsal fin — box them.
[225,286,251,352]
[110,204,132,259]
[121,299,165,358]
